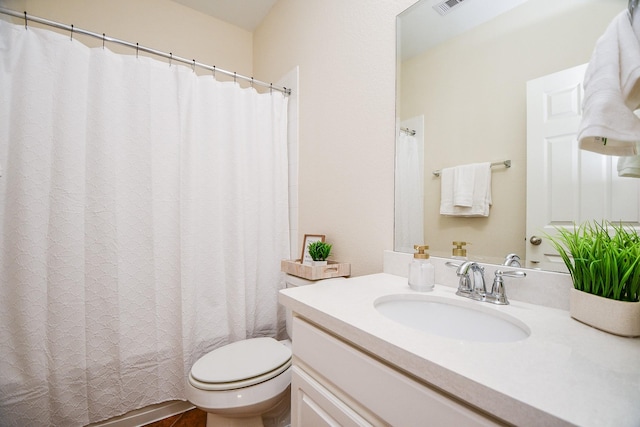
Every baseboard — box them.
[87,400,195,427]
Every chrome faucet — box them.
[449,261,526,305]
[454,261,486,300]
[503,253,522,268]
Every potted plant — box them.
[546,220,640,336]
[307,241,332,267]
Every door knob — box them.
[530,236,542,245]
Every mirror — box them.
[395,0,627,269]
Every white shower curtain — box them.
[0,18,289,426]
[394,131,424,253]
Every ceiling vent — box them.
[432,0,468,16]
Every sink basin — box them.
[374,295,530,343]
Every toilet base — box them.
[206,412,263,427]
[262,390,291,427]
[201,386,290,427]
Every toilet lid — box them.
[190,337,291,385]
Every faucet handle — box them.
[490,270,526,305]
[496,270,526,279]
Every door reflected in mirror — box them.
[395,0,629,271]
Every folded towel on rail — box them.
[452,163,475,207]
[440,162,492,217]
[578,11,640,156]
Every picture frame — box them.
[301,234,325,265]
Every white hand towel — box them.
[440,162,492,217]
[578,11,640,156]
[439,166,456,213]
[617,142,640,177]
[453,163,475,207]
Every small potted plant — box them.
[307,241,332,267]
[546,220,640,336]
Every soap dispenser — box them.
[408,245,435,292]
[452,241,469,260]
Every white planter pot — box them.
[569,288,640,337]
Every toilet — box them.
[185,274,313,427]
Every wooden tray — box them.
[281,259,351,281]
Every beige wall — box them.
[254,0,415,276]
[0,0,252,76]
[400,0,623,262]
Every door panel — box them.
[526,64,640,271]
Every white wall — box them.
[254,0,416,276]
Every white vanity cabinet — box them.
[281,273,640,426]
[290,316,503,427]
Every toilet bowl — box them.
[186,274,314,427]
[186,337,292,427]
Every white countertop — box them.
[279,273,640,427]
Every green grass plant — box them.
[546,221,640,302]
[308,241,332,261]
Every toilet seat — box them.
[189,337,292,391]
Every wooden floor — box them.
[143,408,207,427]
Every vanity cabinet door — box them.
[293,316,503,427]
[291,366,374,427]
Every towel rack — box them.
[432,160,511,177]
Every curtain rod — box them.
[0,7,291,96]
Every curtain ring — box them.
[212,66,216,78]
[251,77,254,88]
[70,24,74,41]
[136,43,139,58]
[233,72,237,83]
[23,11,27,30]
[169,53,172,67]
[270,83,273,94]
[102,33,105,49]
[192,59,196,72]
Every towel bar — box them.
[433,160,511,177]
